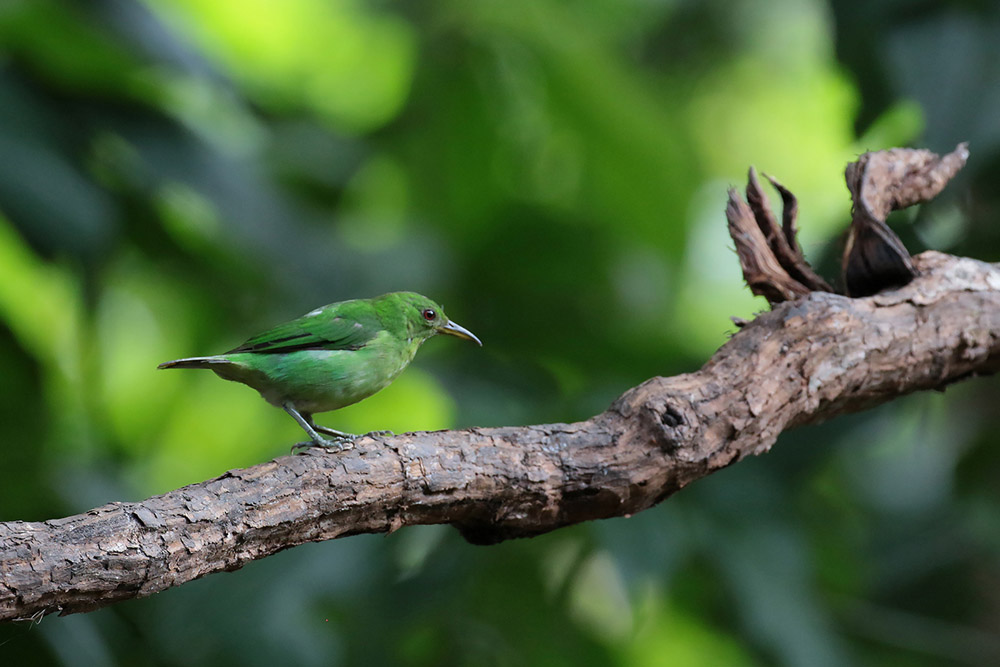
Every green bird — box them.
[158,292,481,450]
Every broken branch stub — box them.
[726,191,811,303]
[748,169,833,293]
[843,143,969,297]
[727,144,970,304]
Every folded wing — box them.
[227,304,379,354]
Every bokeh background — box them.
[1,0,999,664]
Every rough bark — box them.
[2,145,990,623]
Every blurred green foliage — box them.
[1,0,999,665]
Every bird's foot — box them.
[290,435,355,454]
[363,429,393,438]
[313,424,357,439]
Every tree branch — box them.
[3,147,994,623]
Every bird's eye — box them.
[422,308,436,321]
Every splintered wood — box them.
[727,144,969,302]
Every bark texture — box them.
[1,145,991,623]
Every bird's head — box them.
[387,292,482,346]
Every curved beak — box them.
[439,319,482,346]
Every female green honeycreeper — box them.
[158,292,481,450]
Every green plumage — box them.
[158,292,481,449]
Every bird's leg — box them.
[283,403,353,452]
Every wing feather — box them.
[226,302,379,354]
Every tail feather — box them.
[157,356,230,370]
